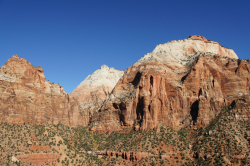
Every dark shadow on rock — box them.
[190,100,199,124]
[136,97,144,123]
[132,72,142,86]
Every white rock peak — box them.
[136,36,238,66]
[74,65,124,89]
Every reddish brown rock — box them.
[90,36,250,133]
[96,147,181,163]
[16,153,60,164]
[187,35,208,42]
[0,55,88,127]
[96,150,154,162]
[28,146,51,151]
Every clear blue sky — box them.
[1,0,250,93]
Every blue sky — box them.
[0,0,250,93]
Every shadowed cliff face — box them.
[0,55,88,127]
[90,36,250,133]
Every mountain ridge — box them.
[89,35,249,134]
[1,35,250,165]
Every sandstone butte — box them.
[90,35,250,133]
[0,55,88,127]
[69,64,124,115]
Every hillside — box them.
[1,101,249,165]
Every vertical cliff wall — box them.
[90,36,250,133]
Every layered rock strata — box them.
[0,55,88,127]
[90,36,250,132]
[70,65,124,115]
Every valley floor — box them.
[1,105,250,165]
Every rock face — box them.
[70,65,124,115]
[16,153,60,164]
[96,150,154,162]
[95,144,181,164]
[90,35,250,132]
[0,55,88,127]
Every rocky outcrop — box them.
[16,153,60,164]
[28,146,51,151]
[96,145,181,162]
[11,156,19,163]
[90,36,250,133]
[0,55,88,127]
[70,65,124,115]
[96,150,154,162]
[135,35,238,67]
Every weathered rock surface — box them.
[11,156,19,163]
[96,149,181,162]
[0,55,88,127]
[90,36,250,133]
[135,35,238,66]
[96,150,154,162]
[70,65,124,115]
[95,143,182,164]
[28,145,51,151]
[16,153,60,164]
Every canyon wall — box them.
[90,35,250,133]
[1,35,249,133]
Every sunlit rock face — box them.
[0,55,88,127]
[135,35,237,66]
[69,65,124,115]
[90,36,250,133]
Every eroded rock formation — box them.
[90,36,250,133]
[70,65,124,115]
[96,150,154,162]
[16,153,60,164]
[0,55,88,127]
[96,148,180,162]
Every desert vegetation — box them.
[1,103,249,165]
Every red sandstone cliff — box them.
[1,36,248,133]
[90,36,250,133]
[0,55,88,127]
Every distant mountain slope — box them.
[69,65,124,115]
